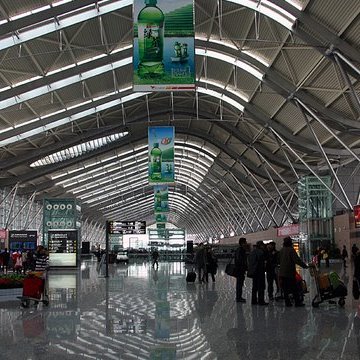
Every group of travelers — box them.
[234,237,308,307]
[0,246,49,273]
[194,243,218,283]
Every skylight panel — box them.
[200,78,249,103]
[30,132,128,168]
[0,0,132,51]
[197,87,244,112]
[226,0,296,30]
[196,48,264,80]
[284,0,304,11]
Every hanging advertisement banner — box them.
[154,185,169,213]
[148,126,175,184]
[133,0,195,91]
[354,205,360,228]
[156,214,167,223]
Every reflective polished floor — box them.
[0,259,359,360]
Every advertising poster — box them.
[133,0,195,91]
[156,214,167,223]
[148,126,175,184]
[354,205,360,228]
[154,185,169,213]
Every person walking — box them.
[204,246,217,283]
[266,241,279,301]
[1,248,10,273]
[194,243,206,283]
[151,249,159,269]
[234,237,248,303]
[352,244,359,264]
[279,237,308,307]
[248,241,267,305]
[342,245,348,268]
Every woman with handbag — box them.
[234,238,248,303]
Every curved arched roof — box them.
[0,0,359,238]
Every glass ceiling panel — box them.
[30,132,128,167]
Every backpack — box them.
[247,250,258,278]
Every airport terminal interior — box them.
[0,0,360,359]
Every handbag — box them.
[353,278,360,300]
[225,257,237,278]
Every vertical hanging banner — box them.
[156,214,167,223]
[154,185,169,213]
[149,126,175,184]
[133,0,195,91]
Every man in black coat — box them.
[249,241,268,305]
[235,237,248,303]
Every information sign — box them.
[9,230,37,251]
[107,221,146,235]
[48,230,78,267]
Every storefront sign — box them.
[277,223,300,237]
[133,0,195,91]
[148,126,175,184]
[354,205,360,228]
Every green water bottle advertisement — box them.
[148,126,175,184]
[154,185,169,213]
[133,0,195,91]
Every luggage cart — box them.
[309,263,346,308]
[18,271,49,308]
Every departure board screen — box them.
[107,221,146,235]
[48,230,78,267]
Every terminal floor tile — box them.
[0,260,359,359]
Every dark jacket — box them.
[279,247,307,278]
[254,248,266,275]
[234,246,247,277]
[266,249,279,273]
[354,253,360,280]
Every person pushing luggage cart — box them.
[18,246,50,308]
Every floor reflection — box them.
[0,260,359,359]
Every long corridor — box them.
[0,260,359,360]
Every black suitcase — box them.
[186,271,196,283]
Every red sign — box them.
[277,224,300,237]
[354,205,360,228]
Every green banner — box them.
[157,223,166,229]
[133,0,195,91]
[149,126,175,184]
[154,185,169,213]
[156,214,167,223]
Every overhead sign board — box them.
[107,221,146,235]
